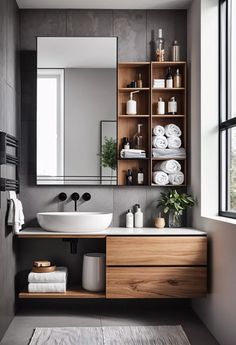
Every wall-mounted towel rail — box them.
[0,131,19,193]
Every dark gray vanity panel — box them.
[0,0,20,340]
[113,10,147,62]
[67,10,113,37]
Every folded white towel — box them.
[28,267,68,284]
[152,136,167,149]
[120,149,146,158]
[165,124,182,137]
[152,148,186,158]
[153,159,181,174]
[152,171,169,185]
[152,125,165,137]
[28,283,66,293]
[167,136,182,149]
[169,171,185,185]
[7,191,24,234]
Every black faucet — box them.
[71,192,80,211]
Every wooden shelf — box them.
[19,286,106,299]
[152,157,186,161]
[152,61,186,66]
[119,115,150,118]
[152,115,185,118]
[151,184,187,187]
[152,88,185,91]
[119,62,150,68]
[119,87,150,92]
[119,157,149,161]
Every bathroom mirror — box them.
[36,37,117,185]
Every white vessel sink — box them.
[37,212,113,233]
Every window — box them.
[37,69,64,184]
[220,0,236,217]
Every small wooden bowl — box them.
[32,265,56,273]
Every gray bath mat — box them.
[29,325,191,345]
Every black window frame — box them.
[219,0,236,218]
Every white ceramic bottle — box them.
[126,209,134,228]
[126,90,140,115]
[157,97,165,115]
[135,205,143,228]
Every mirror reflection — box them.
[36,37,117,185]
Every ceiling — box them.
[16,0,191,9]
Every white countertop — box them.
[17,227,206,237]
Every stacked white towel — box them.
[152,136,167,149]
[152,148,186,158]
[165,124,182,137]
[28,267,68,293]
[152,171,169,185]
[120,149,146,159]
[167,136,182,149]
[152,159,184,185]
[153,125,165,137]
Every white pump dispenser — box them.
[126,90,139,115]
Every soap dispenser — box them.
[134,204,143,228]
[126,90,139,115]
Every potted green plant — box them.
[157,189,196,228]
[99,137,117,184]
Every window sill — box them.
[202,215,236,225]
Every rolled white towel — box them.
[28,283,66,293]
[169,171,185,185]
[167,136,182,149]
[153,125,165,137]
[153,159,181,174]
[165,124,182,137]
[152,136,167,149]
[28,267,68,284]
[152,148,186,157]
[152,171,169,185]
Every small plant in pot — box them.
[157,189,196,228]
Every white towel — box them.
[28,267,68,284]
[152,171,169,185]
[167,136,182,149]
[169,172,185,185]
[120,149,146,158]
[28,283,66,293]
[153,159,181,174]
[165,124,182,137]
[152,125,165,137]
[7,191,24,234]
[152,148,186,158]
[152,136,167,149]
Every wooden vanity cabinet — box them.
[106,236,207,299]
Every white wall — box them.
[188,0,236,344]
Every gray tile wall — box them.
[0,0,20,340]
[19,9,187,228]
[17,8,188,308]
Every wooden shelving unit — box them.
[117,61,187,187]
[19,286,105,299]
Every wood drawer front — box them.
[106,236,207,266]
[106,267,207,299]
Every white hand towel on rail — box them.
[165,124,182,137]
[152,171,169,185]
[152,136,168,149]
[28,267,68,284]
[152,125,165,137]
[167,136,182,149]
[7,191,24,234]
[153,159,181,174]
[169,171,185,185]
[28,283,66,293]
[152,148,186,158]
